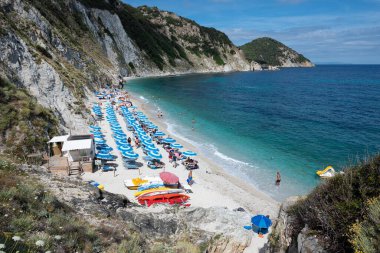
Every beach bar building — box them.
[47,134,95,175]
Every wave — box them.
[213,148,250,166]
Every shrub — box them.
[349,197,380,253]
[288,155,380,252]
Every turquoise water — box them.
[128,65,380,200]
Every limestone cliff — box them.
[0,0,251,134]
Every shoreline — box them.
[127,87,281,217]
[82,81,280,252]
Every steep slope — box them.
[137,5,249,72]
[240,37,314,67]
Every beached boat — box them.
[124,177,162,190]
[137,189,184,198]
[138,193,190,207]
[134,187,171,197]
[316,166,336,178]
[137,182,165,191]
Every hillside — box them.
[240,37,314,67]
[269,155,380,252]
[0,0,251,137]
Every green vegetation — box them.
[240,37,310,66]
[0,76,59,159]
[349,197,380,253]
[288,155,380,252]
[0,159,143,252]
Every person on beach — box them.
[168,151,173,162]
[135,137,140,147]
[127,137,132,145]
[275,171,281,186]
[187,170,194,185]
[172,153,178,168]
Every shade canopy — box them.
[170,143,183,149]
[183,151,197,157]
[162,138,176,143]
[148,151,162,159]
[122,151,139,159]
[251,215,272,229]
[159,172,179,184]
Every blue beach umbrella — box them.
[153,131,165,137]
[114,135,126,141]
[97,146,113,152]
[122,151,139,159]
[96,153,114,160]
[89,125,101,130]
[95,140,106,145]
[144,145,159,152]
[148,151,162,160]
[170,143,183,149]
[251,215,272,229]
[141,139,154,146]
[139,135,151,141]
[97,149,111,155]
[162,138,176,144]
[182,151,197,157]
[116,139,128,145]
[118,145,133,152]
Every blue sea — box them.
[127,65,380,200]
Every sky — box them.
[123,0,380,64]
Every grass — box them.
[287,155,380,252]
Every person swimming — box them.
[275,171,281,186]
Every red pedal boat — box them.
[138,193,190,207]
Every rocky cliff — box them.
[0,0,251,135]
[240,37,314,68]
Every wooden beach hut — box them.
[47,134,95,175]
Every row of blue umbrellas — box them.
[105,104,139,161]
[90,124,116,161]
[120,107,165,162]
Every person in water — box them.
[275,171,281,186]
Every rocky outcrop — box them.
[297,226,328,253]
[240,37,314,68]
[251,61,263,71]
[267,197,328,253]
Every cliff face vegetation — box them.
[0,76,58,159]
[282,155,380,252]
[240,37,314,67]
